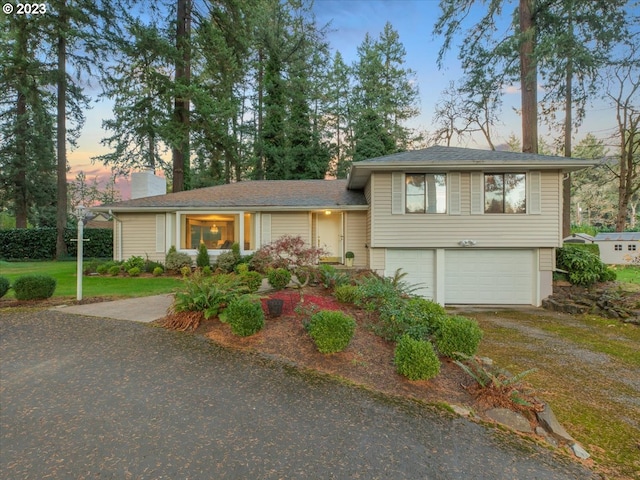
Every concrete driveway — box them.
[0,309,596,479]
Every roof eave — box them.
[92,204,369,213]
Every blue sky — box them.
[70,0,620,192]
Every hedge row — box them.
[0,228,113,260]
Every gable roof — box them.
[96,179,367,212]
[347,145,599,189]
[594,232,640,242]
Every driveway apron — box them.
[0,310,596,480]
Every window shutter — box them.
[529,171,541,214]
[391,172,405,214]
[155,214,165,252]
[261,213,272,246]
[470,172,483,214]
[448,172,461,215]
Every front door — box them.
[316,212,343,263]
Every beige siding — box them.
[370,171,562,248]
[269,212,310,245]
[369,247,385,274]
[539,248,555,271]
[344,211,367,267]
[119,213,165,262]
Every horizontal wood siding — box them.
[371,171,561,248]
[269,212,310,245]
[345,211,367,267]
[539,248,555,271]
[120,213,165,262]
[369,248,385,274]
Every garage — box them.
[385,249,435,299]
[444,249,535,305]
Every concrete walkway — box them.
[51,294,174,322]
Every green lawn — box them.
[612,265,640,285]
[0,261,183,300]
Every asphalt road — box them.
[0,310,597,480]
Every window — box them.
[180,213,255,250]
[484,173,526,213]
[628,244,637,251]
[614,244,623,251]
[405,173,447,214]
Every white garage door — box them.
[385,249,435,299]
[445,249,535,304]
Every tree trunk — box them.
[56,3,68,258]
[519,0,538,154]
[14,21,28,229]
[562,53,573,238]
[172,0,191,192]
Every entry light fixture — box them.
[324,210,332,215]
[210,223,219,234]
[458,239,477,247]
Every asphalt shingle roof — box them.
[102,179,366,210]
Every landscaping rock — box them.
[485,407,533,433]
[535,426,558,448]
[571,443,591,460]
[450,404,473,417]
[536,404,575,444]
[544,282,639,321]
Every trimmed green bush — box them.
[225,297,265,337]
[144,260,164,273]
[394,335,441,380]
[196,243,211,268]
[108,265,121,276]
[334,284,360,304]
[434,315,483,359]
[305,310,356,354]
[165,246,193,273]
[215,251,238,273]
[240,271,263,293]
[0,227,112,260]
[127,267,141,277]
[13,274,57,300]
[0,276,10,298]
[122,255,145,271]
[268,267,291,290]
[153,266,164,276]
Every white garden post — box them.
[76,205,86,301]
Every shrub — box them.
[108,265,121,276]
[0,227,112,260]
[144,260,164,273]
[215,251,238,273]
[305,310,356,354]
[96,264,109,275]
[196,243,211,268]
[0,276,10,298]
[318,264,350,289]
[434,315,483,359]
[153,266,164,276]
[240,271,263,293]
[557,246,616,287]
[13,274,56,300]
[403,298,447,337]
[334,284,360,304]
[202,266,212,277]
[394,335,440,381]
[122,255,145,272]
[268,268,291,290]
[165,246,193,273]
[127,267,141,277]
[225,297,265,337]
[250,235,327,273]
[172,272,248,319]
[83,258,102,275]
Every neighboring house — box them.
[594,232,640,265]
[94,145,596,306]
[562,233,595,244]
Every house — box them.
[594,232,640,265]
[94,145,596,306]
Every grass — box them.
[611,265,640,285]
[467,309,640,480]
[0,260,183,300]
